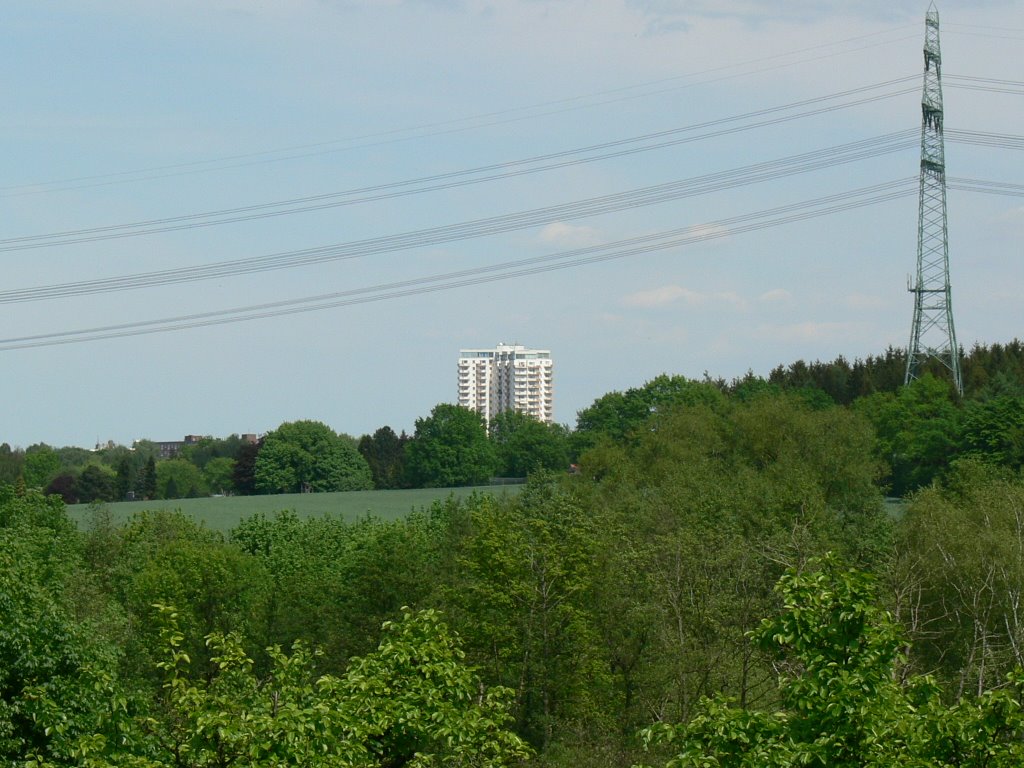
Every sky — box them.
[1,0,1021,449]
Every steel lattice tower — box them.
[904,3,963,394]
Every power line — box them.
[0,178,921,351]
[946,129,1024,150]
[0,131,920,305]
[0,78,920,250]
[948,177,1024,196]
[0,175,1013,352]
[0,25,919,197]
[1,78,1011,252]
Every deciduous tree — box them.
[156,458,208,499]
[404,404,497,488]
[255,420,372,494]
[75,464,116,504]
[23,444,60,490]
[489,410,570,478]
[640,554,1024,768]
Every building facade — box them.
[458,343,554,424]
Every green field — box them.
[67,485,523,533]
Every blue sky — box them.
[1,0,1021,448]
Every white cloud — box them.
[684,223,732,243]
[621,284,746,309]
[844,292,885,309]
[758,288,792,303]
[753,321,867,343]
[538,221,602,247]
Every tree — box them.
[640,554,1024,768]
[156,458,208,499]
[444,480,610,751]
[90,509,269,690]
[0,443,24,485]
[404,404,497,488]
[855,374,961,495]
[203,456,236,495]
[54,445,94,474]
[75,464,116,504]
[22,444,60,490]
[958,395,1024,470]
[254,420,372,494]
[0,487,122,766]
[573,375,725,456]
[489,410,570,478]
[231,439,260,495]
[179,433,245,470]
[567,391,888,748]
[114,455,133,500]
[141,455,157,500]
[62,605,530,767]
[231,509,444,670]
[893,463,1024,696]
[358,426,409,489]
[45,472,78,504]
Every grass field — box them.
[66,485,523,533]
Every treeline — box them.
[762,339,1024,404]
[2,340,1021,504]
[0,407,572,504]
[6,379,1024,766]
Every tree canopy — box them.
[254,420,373,494]
[489,410,570,478]
[404,404,497,488]
[640,555,1024,768]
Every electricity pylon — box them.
[904,3,963,395]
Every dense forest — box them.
[3,341,1024,766]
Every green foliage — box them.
[357,426,409,489]
[231,440,260,495]
[178,434,245,470]
[855,374,961,495]
[23,444,61,490]
[573,375,725,455]
[155,458,208,499]
[59,605,529,767]
[232,507,453,670]
[0,443,25,485]
[114,456,133,501]
[54,445,95,474]
[957,395,1024,470]
[202,456,235,495]
[489,410,570,478]
[893,463,1024,695]
[340,606,531,767]
[75,464,117,504]
[405,404,498,488]
[583,393,887,563]
[141,456,157,501]
[255,420,373,494]
[639,555,1024,768]
[567,392,889,751]
[0,487,123,766]
[443,479,612,751]
[93,510,270,687]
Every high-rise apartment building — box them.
[458,343,554,424]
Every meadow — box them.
[66,484,522,532]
